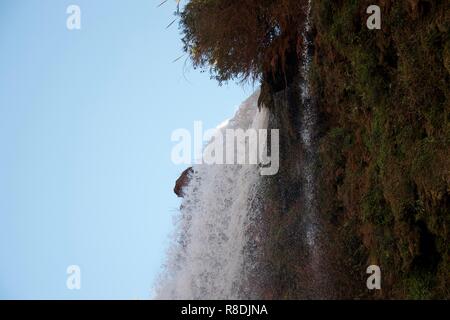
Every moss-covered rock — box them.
[312,0,450,298]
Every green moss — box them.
[362,185,391,226]
[313,0,450,298]
[404,272,435,300]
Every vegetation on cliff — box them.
[176,0,450,299]
[179,0,308,106]
[312,0,449,298]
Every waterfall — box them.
[156,92,267,299]
[300,0,317,255]
[156,0,327,299]
[298,0,329,297]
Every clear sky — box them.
[0,0,251,299]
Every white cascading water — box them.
[300,0,317,254]
[299,0,327,296]
[155,92,267,299]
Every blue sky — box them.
[0,0,251,299]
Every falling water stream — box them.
[156,93,267,299]
[298,0,325,297]
[300,1,316,250]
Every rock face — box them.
[162,0,449,300]
[311,0,450,299]
[174,167,193,198]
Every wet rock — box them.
[174,167,193,197]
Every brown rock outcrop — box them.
[174,167,193,198]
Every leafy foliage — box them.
[179,0,308,84]
[314,0,450,298]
